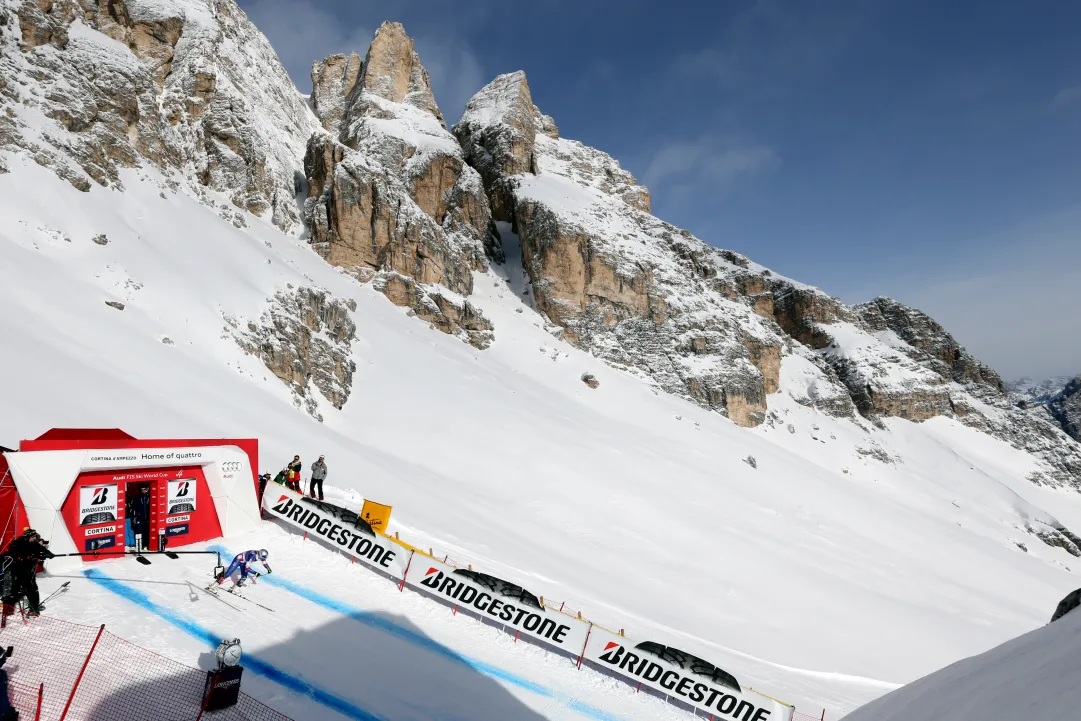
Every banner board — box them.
[262,488,410,580]
[583,626,793,720]
[79,484,118,525]
[167,478,197,515]
[405,558,591,653]
[262,487,793,719]
[360,499,392,535]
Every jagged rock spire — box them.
[357,21,442,123]
[311,53,363,133]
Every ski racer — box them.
[217,549,272,587]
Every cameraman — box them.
[2,528,54,617]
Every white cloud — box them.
[643,137,779,196]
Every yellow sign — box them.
[360,499,392,535]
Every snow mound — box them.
[842,608,1081,721]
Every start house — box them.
[0,429,261,567]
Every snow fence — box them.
[0,613,294,721]
[264,487,795,721]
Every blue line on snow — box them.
[209,544,627,721]
[81,568,385,721]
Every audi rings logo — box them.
[221,461,242,472]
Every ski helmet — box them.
[258,549,268,561]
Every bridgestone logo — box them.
[598,643,771,720]
[419,569,572,645]
[270,496,396,569]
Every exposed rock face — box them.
[310,52,362,133]
[0,0,318,231]
[456,72,798,427]
[456,71,649,222]
[231,286,357,421]
[1048,377,1081,441]
[453,69,1081,479]
[302,22,495,346]
[856,297,1004,391]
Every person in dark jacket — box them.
[126,485,151,550]
[272,468,289,487]
[309,456,327,500]
[2,528,55,616]
[287,455,302,493]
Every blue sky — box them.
[239,0,1081,380]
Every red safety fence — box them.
[0,614,293,721]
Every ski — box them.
[224,586,274,612]
[198,583,243,612]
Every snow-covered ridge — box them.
[301,22,497,352]
[453,71,1081,489]
[0,0,318,230]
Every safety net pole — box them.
[59,624,105,721]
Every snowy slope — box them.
[28,528,700,721]
[841,605,1081,721]
[3,156,1081,718]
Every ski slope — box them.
[3,156,1081,717]
[32,525,696,721]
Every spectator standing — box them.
[310,456,327,500]
[287,455,302,493]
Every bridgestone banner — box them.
[167,478,197,515]
[79,484,118,525]
[405,559,591,653]
[263,486,793,719]
[583,626,793,720]
[262,488,409,580]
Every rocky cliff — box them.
[453,70,1081,485]
[456,72,797,426]
[1048,378,1081,441]
[301,22,495,348]
[228,286,357,421]
[0,0,318,231]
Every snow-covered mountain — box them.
[1008,375,1078,404]
[2,2,1081,718]
[1009,375,1081,443]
